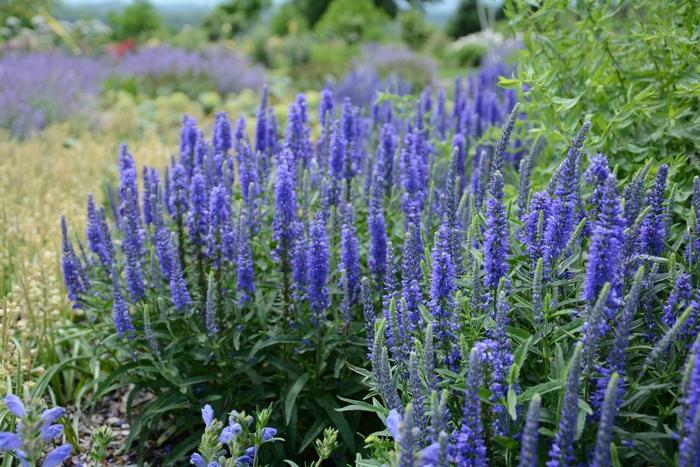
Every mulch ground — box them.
[65,386,171,466]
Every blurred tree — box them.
[202,0,271,40]
[269,2,308,37]
[447,0,504,38]
[0,0,54,26]
[294,0,437,27]
[315,0,389,44]
[108,0,162,41]
[399,8,433,50]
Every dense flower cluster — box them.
[60,59,699,465]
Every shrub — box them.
[269,2,309,37]
[399,8,433,51]
[450,41,487,67]
[504,0,700,176]
[314,0,389,44]
[202,0,271,40]
[107,0,162,41]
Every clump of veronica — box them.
[455,345,487,466]
[429,217,457,368]
[547,343,583,467]
[61,215,88,307]
[190,404,279,467]
[307,213,329,324]
[0,395,72,467]
[483,170,509,289]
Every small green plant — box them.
[87,426,113,466]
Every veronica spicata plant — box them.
[59,54,700,466]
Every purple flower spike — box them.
[547,343,583,467]
[307,213,329,324]
[483,170,509,289]
[455,345,487,466]
[518,394,542,467]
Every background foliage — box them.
[504,0,700,175]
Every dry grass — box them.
[0,109,189,383]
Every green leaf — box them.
[249,335,299,356]
[285,372,310,425]
[507,386,518,421]
[611,442,621,467]
[337,396,384,414]
[552,94,581,112]
[298,418,327,454]
[518,379,565,403]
